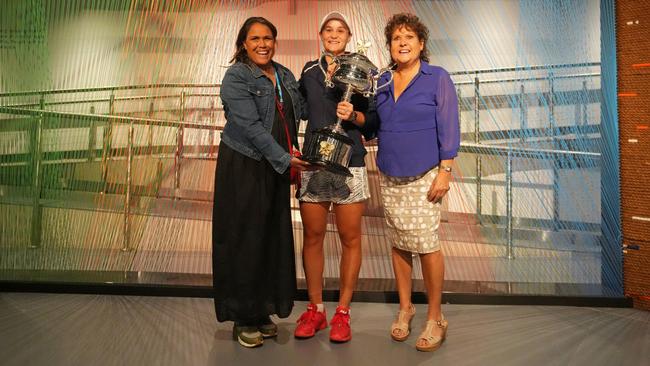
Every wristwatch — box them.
[349,111,357,123]
[440,165,452,173]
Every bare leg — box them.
[392,247,414,310]
[390,246,415,338]
[299,202,331,305]
[417,250,445,347]
[332,202,365,307]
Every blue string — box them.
[274,69,283,104]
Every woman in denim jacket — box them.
[212,16,310,348]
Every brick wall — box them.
[617,0,650,311]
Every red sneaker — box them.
[329,306,351,343]
[294,304,327,339]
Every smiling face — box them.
[389,25,424,67]
[244,22,276,68]
[320,19,351,55]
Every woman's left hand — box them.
[336,101,355,121]
[427,170,451,203]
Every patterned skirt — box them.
[297,167,370,204]
[379,167,442,254]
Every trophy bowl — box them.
[331,53,379,94]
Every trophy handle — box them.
[375,65,395,91]
[319,51,339,88]
[365,65,395,97]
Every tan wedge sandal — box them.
[415,315,448,352]
[390,303,416,342]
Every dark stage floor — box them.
[0,292,647,366]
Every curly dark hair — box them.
[384,13,429,63]
[230,17,278,64]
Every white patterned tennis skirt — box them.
[298,167,370,204]
[379,167,441,254]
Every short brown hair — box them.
[384,13,429,63]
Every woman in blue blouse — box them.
[369,13,460,352]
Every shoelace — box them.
[297,308,319,325]
[330,312,349,327]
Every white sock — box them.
[316,303,325,312]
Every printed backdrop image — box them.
[0,0,621,297]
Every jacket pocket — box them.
[246,83,273,122]
[247,83,272,97]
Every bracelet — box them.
[349,111,357,123]
[440,165,452,173]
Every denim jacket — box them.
[220,61,306,174]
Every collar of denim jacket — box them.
[244,60,283,80]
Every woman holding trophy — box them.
[367,13,460,352]
[212,16,310,348]
[294,11,373,343]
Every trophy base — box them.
[301,156,353,177]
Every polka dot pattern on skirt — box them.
[379,167,441,254]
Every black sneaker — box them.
[232,323,264,348]
[257,316,278,338]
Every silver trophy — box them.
[301,41,393,176]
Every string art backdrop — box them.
[0,0,622,297]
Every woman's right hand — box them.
[290,157,318,171]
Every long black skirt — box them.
[212,142,296,324]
